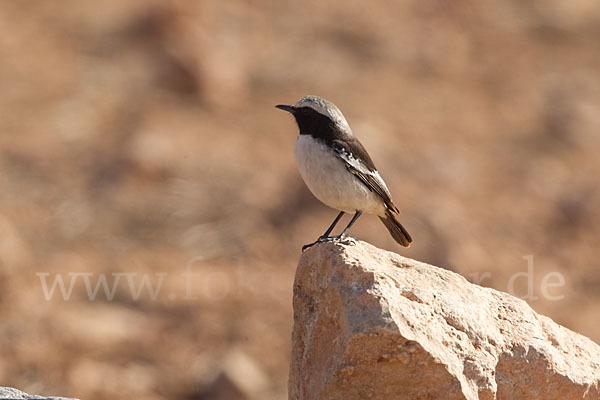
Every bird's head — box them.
[276,95,353,137]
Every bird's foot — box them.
[338,236,357,246]
[301,235,356,251]
[301,236,330,251]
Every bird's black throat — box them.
[292,107,377,172]
[292,107,341,143]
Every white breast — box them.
[294,135,385,215]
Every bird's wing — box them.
[331,138,399,213]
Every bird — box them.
[276,95,413,251]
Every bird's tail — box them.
[379,209,413,247]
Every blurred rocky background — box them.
[0,1,598,399]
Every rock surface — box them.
[289,241,600,400]
[0,387,77,400]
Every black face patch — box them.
[293,107,337,140]
[292,107,377,172]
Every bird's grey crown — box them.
[294,95,352,134]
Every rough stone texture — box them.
[0,387,77,400]
[289,241,600,400]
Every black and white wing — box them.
[331,138,399,213]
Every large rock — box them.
[0,387,77,400]
[289,241,600,400]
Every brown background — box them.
[1,1,599,399]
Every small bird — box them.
[276,95,413,251]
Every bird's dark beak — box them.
[275,104,295,113]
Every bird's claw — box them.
[301,235,356,251]
[338,236,356,246]
[301,236,329,251]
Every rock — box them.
[289,241,600,400]
[0,387,77,400]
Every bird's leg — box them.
[302,211,363,251]
[302,211,344,251]
[334,210,362,240]
[321,211,345,238]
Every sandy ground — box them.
[0,1,599,399]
